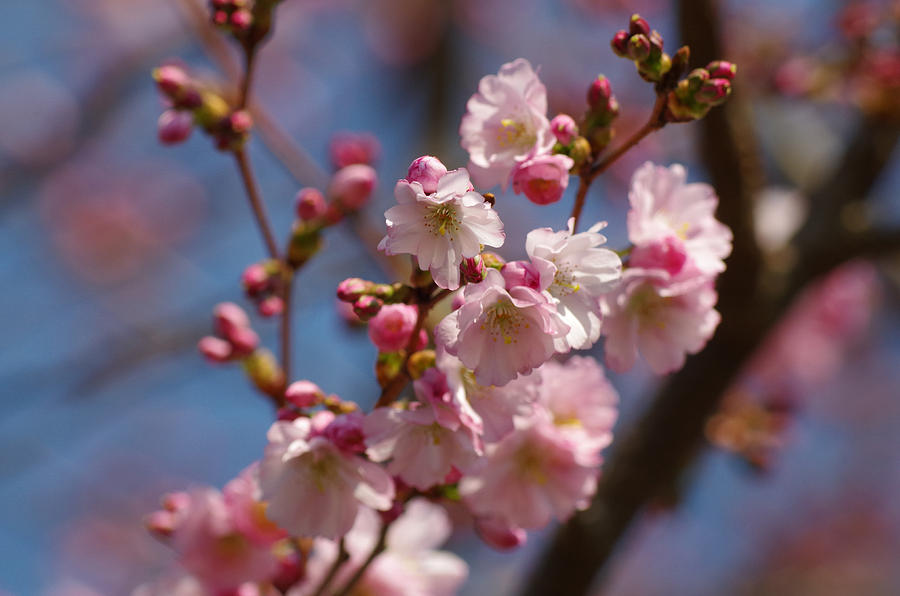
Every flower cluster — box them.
[144,10,737,595]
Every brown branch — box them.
[281,270,295,381]
[309,537,348,596]
[233,148,281,260]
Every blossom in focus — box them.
[460,414,599,529]
[406,155,449,194]
[460,59,554,190]
[511,152,575,205]
[378,168,505,290]
[290,500,467,596]
[368,303,424,352]
[526,218,622,352]
[627,162,732,275]
[536,356,618,450]
[364,370,482,490]
[600,268,721,374]
[259,416,395,539]
[437,351,541,443]
[436,269,568,386]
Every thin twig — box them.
[310,537,348,596]
[280,270,295,381]
[332,520,391,596]
[570,93,668,231]
[238,43,257,109]
[233,148,281,259]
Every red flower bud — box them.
[610,30,630,57]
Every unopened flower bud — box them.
[285,380,324,408]
[162,491,191,513]
[230,8,252,30]
[227,326,259,356]
[667,46,691,83]
[406,155,447,194]
[145,510,178,538]
[611,30,630,57]
[407,349,436,380]
[323,412,367,453]
[550,114,578,145]
[242,263,269,295]
[295,187,326,221]
[198,336,233,362]
[629,14,651,36]
[153,65,190,98]
[627,35,651,61]
[337,277,373,302]
[587,75,612,108]
[686,68,710,90]
[696,78,732,105]
[157,110,193,145]
[375,351,404,387]
[569,136,592,167]
[353,295,383,321]
[213,302,251,337]
[329,164,377,210]
[258,295,284,317]
[330,132,381,169]
[244,349,286,396]
[460,255,486,283]
[276,406,300,421]
[229,110,253,134]
[475,517,527,551]
[369,303,419,352]
[323,204,344,225]
[288,223,322,267]
[706,60,737,81]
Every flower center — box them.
[627,284,669,328]
[514,443,547,484]
[550,260,581,297]
[481,298,527,345]
[423,203,461,239]
[496,118,536,149]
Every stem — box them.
[569,94,668,232]
[281,270,294,382]
[238,43,258,109]
[332,520,391,596]
[310,538,348,596]
[234,148,280,260]
[375,288,451,408]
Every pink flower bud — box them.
[406,155,448,194]
[295,187,326,221]
[511,153,574,205]
[444,467,463,484]
[323,412,367,453]
[242,263,270,295]
[329,164,377,210]
[329,132,380,169]
[353,295,383,321]
[284,380,324,408]
[214,302,251,337]
[475,517,527,551]
[162,491,191,513]
[229,110,253,134]
[157,110,193,145]
[227,326,260,356]
[550,114,578,145]
[629,14,651,36]
[213,10,229,25]
[153,65,190,97]
[230,8,252,30]
[696,78,732,105]
[368,303,419,352]
[337,277,373,302]
[460,255,486,284]
[323,204,344,224]
[276,406,300,421]
[310,410,336,435]
[630,236,688,276]
[587,75,613,109]
[145,510,178,538]
[627,34,652,61]
[501,260,543,291]
[258,295,284,317]
[610,30,630,56]
[706,60,737,81]
[198,336,233,362]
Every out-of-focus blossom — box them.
[550,114,578,145]
[330,132,381,169]
[295,188,327,221]
[290,500,466,596]
[474,516,527,551]
[511,152,575,205]
[753,187,808,253]
[600,269,721,374]
[368,304,423,352]
[378,169,505,290]
[259,416,395,539]
[223,465,287,547]
[627,162,732,275]
[460,414,599,529]
[460,59,554,190]
[526,218,622,352]
[329,164,377,211]
[436,269,568,386]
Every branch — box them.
[233,148,281,260]
[332,520,391,596]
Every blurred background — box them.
[1,0,898,594]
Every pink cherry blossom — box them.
[368,303,421,352]
[460,414,599,529]
[378,169,505,290]
[525,218,622,352]
[406,155,448,194]
[600,268,721,374]
[364,372,482,490]
[460,59,555,190]
[329,164,377,210]
[474,516,528,551]
[436,269,568,386]
[222,464,287,547]
[290,500,466,596]
[437,351,541,443]
[259,417,395,539]
[627,162,732,275]
[536,357,618,450]
[511,152,574,205]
